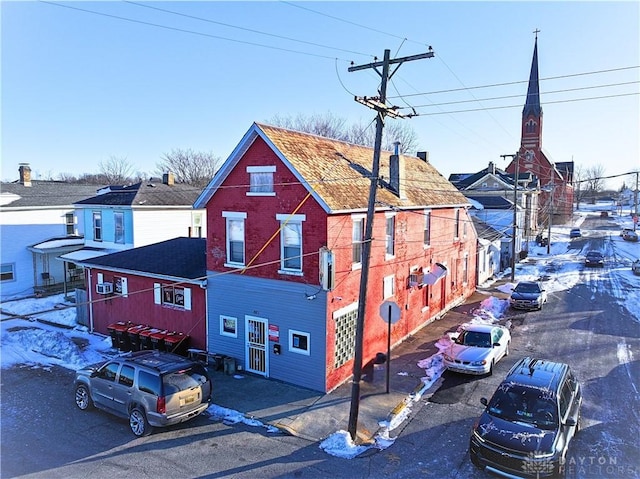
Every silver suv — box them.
[75,350,212,436]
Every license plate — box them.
[183,395,195,405]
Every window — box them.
[383,275,395,299]
[463,255,469,284]
[98,362,119,382]
[114,276,128,297]
[385,214,395,257]
[422,284,430,309]
[352,216,365,266]
[277,214,305,273]
[333,303,358,368]
[65,213,75,235]
[118,365,135,387]
[223,212,246,265]
[247,166,276,195]
[154,283,191,310]
[190,213,203,238]
[93,212,102,242]
[220,315,238,338]
[289,329,310,355]
[114,211,124,244]
[454,209,460,238]
[138,370,161,396]
[424,211,431,246]
[1,264,15,282]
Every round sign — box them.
[379,300,401,324]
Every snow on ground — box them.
[1,203,639,459]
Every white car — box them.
[443,323,511,376]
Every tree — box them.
[156,149,223,187]
[584,164,606,203]
[99,156,135,184]
[268,112,420,154]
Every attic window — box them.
[247,166,276,196]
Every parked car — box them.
[470,357,582,478]
[622,230,638,242]
[535,233,549,246]
[584,251,605,268]
[632,259,640,276]
[620,228,634,237]
[509,281,547,310]
[600,211,609,217]
[442,323,511,376]
[75,350,213,436]
[569,228,581,238]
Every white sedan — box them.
[443,323,511,376]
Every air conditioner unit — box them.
[408,272,424,288]
[96,282,113,295]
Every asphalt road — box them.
[2,218,639,479]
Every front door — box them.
[245,316,268,377]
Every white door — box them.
[245,316,268,377]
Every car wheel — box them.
[75,384,93,411]
[129,407,152,437]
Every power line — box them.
[39,1,357,62]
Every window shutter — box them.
[121,277,128,297]
[183,288,191,311]
[154,283,161,305]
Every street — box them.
[2,216,639,479]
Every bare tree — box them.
[584,164,606,203]
[99,155,135,184]
[268,112,420,154]
[157,149,223,187]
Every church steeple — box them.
[523,32,542,118]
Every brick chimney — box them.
[162,172,175,186]
[19,163,32,187]
[488,161,495,174]
[417,151,429,163]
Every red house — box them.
[75,237,207,352]
[195,123,477,392]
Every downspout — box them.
[87,267,94,333]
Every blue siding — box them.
[207,272,328,392]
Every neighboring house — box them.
[467,195,525,267]
[74,237,207,351]
[61,173,207,286]
[449,161,540,244]
[471,216,504,284]
[0,164,101,300]
[505,36,574,222]
[194,123,478,393]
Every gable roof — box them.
[75,180,202,208]
[1,181,102,208]
[471,216,504,242]
[466,195,516,210]
[195,122,469,212]
[75,237,206,281]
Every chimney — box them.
[417,151,429,163]
[163,172,175,186]
[19,163,32,187]
[488,161,495,174]
[389,154,407,199]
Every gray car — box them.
[509,281,547,310]
[75,350,212,436]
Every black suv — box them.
[75,350,213,436]
[470,357,582,478]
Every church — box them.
[506,33,575,223]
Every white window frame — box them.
[463,253,469,285]
[352,214,365,270]
[223,211,247,267]
[65,212,75,236]
[1,263,16,282]
[93,211,102,242]
[114,276,128,297]
[247,166,276,196]
[383,275,395,299]
[288,329,310,356]
[277,214,305,275]
[154,282,191,310]
[385,213,396,259]
[424,210,431,248]
[220,315,238,338]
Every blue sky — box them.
[2,1,639,188]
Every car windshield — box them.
[487,384,558,429]
[456,330,491,348]
[587,252,602,259]
[514,283,539,293]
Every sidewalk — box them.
[207,281,511,444]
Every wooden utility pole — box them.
[346,47,434,442]
[502,153,519,282]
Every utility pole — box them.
[634,171,639,231]
[502,153,519,282]
[547,177,554,254]
[346,47,434,442]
